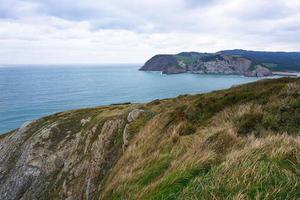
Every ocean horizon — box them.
[0,64,264,134]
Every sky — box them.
[0,0,300,64]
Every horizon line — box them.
[0,63,143,67]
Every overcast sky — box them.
[0,0,300,64]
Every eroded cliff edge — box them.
[0,77,300,200]
[140,52,274,77]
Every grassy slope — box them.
[100,77,300,200]
[1,78,299,200]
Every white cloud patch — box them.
[0,0,299,64]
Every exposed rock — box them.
[0,78,299,199]
[140,52,274,77]
[122,124,130,151]
[139,55,179,72]
[162,65,186,74]
[244,65,273,77]
[54,157,64,169]
[189,55,252,75]
[80,117,91,126]
[0,113,126,200]
[127,109,144,123]
[123,109,145,151]
[220,49,300,71]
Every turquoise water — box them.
[0,65,262,134]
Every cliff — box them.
[0,78,300,200]
[140,50,300,77]
[220,49,300,71]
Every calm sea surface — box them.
[0,65,263,134]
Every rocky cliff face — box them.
[188,54,252,75]
[0,107,150,200]
[220,49,300,71]
[0,78,299,200]
[139,55,180,72]
[244,65,273,77]
[140,52,273,77]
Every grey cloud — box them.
[0,0,42,19]
[24,0,104,20]
[184,0,219,8]
[230,0,291,20]
[11,0,222,33]
[0,1,23,19]
[1,0,299,35]
[0,0,300,64]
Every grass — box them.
[127,111,155,136]
[174,54,202,65]
[142,165,212,200]
[237,112,264,136]
[178,122,196,136]
[138,154,173,186]
[101,78,300,200]
[1,77,300,200]
[180,135,300,200]
[200,54,225,62]
[0,130,15,140]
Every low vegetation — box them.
[101,77,300,199]
[0,77,299,200]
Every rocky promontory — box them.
[140,52,274,77]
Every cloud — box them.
[0,0,299,64]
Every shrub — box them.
[237,112,264,136]
[178,123,196,136]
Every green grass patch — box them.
[174,55,201,65]
[138,155,173,186]
[262,99,300,135]
[237,112,264,136]
[178,123,196,136]
[142,165,212,200]
[181,150,300,200]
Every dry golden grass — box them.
[2,78,299,200]
[99,78,300,200]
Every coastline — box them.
[273,71,299,77]
[148,69,300,78]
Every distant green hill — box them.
[221,49,300,71]
[140,52,273,76]
[140,50,300,75]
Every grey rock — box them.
[244,65,273,77]
[0,116,126,200]
[127,109,144,123]
[123,109,145,152]
[140,53,274,77]
[162,66,186,74]
[122,124,130,152]
[140,55,178,71]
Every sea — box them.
[0,64,265,134]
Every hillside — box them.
[140,50,300,76]
[0,77,300,200]
[221,49,300,71]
